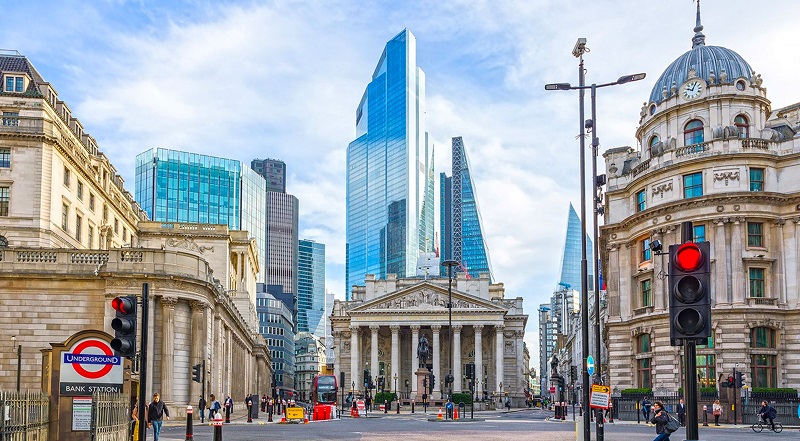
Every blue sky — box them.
[4,0,799,367]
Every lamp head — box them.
[616,73,647,84]
[544,83,572,91]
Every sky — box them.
[4,0,799,370]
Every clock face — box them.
[682,80,704,99]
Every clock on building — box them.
[682,80,704,99]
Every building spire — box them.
[692,0,706,48]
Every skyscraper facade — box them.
[345,29,435,298]
[439,136,493,279]
[134,148,267,282]
[298,239,326,336]
[558,203,593,294]
[251,158,286,193]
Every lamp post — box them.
[441,259,459,401]
[394,373,399,414]
[545,37,645,441]
[538,306,551,398]
[11,335,20,392]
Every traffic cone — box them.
[454,406,459,420]
[437,407,443,420]
[304,409,309,424]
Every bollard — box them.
[268,403,273,422]
[384,400,388,414]
[247,400,252,423]
[411,400,415,414]
[702,404,708,427]
[212,413,223,441]
[608,401,614,423]
[397,399,400,414]
[185,405,194,440]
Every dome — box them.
[648,1,753,104]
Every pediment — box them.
[349,282,506,314]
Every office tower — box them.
[251,158,286,193]
[345,29,435,298]
[298,239,326,336]
[558,203,593,294]
[134,148,267,283]
[439,136,493,279]
[257,289,295,395]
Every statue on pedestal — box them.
[417,334,430,368]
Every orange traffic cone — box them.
[437,407,443,420]
[304,409,309,424]
[454,405,459,420]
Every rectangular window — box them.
[0,148,10,168]
[75,215,82,242]
[696,354,716,388]
[637,358,652,389]
[89,194,95,212]
[1,112,18,127]
[77,181,83,200]
[641,279,652,307]
[641,238,651,262]
[103,205,108,222]
[749,268,765,297]
[751,354,777,388]
[123,227,128,243]
[63,166,70,188]
[638,334,651,353]
[683,172,703,198]
[636,189,646,212]
[0,186,9,216]
[750,168,764,192]
[693,225,706,243]
[747,222,763,247]
[88,225,94,249]
[62,204,69,231]
[4,76,24,92]
[114,218,119,235]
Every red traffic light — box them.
[675,242,703,271]
[112,296,135,314]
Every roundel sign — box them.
[59,337,123,396]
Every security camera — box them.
[572,38,587,58]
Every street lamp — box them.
[394,373,399,414]
[544,37,645,441]
[11,335,20,392]
[441,259,459,401]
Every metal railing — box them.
[675,142,711,157]
[0,390,49,441]
[91,392,130,441]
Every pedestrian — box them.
[758,400,777,431]
[676,398,686,427]
[209,394,221,418]
[650,401,671,441]
[225,395,233,414]
[365,393,372,412]
[712,399,722,426]
[261,394,267,412]
[198,395,207,423]
[506,398,511,411]
[145,392,170,441]
[130,398,139,439]
[642,396,652,422]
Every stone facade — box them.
[331,273,529,405]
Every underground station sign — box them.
[59,338,123,395]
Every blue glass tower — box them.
[558,203,593,293]
[345,29,435,298]
[439,137,493,279]
[135,148,267,283]
[298,239,325,336]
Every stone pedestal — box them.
[415,368,430,401]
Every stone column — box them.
[213,313,222,397]
[390,325,400,386]
[516,330,525,391]
[773,219,786,303]
[225,327,232,396]
[350,325,360,391]
[495,324,505,392]
[431,325,441,399]
[190,300,206,402]
[474,324,483,397]
[161,296,178,403]
[731,218,745,304]
[651,229,666,310]
[332,331,341,381]
[453,324,462,393]
[410,325,420,398]
[370,325,379,381]
[713,218,729,304]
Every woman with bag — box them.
[712,399,722,426]
[650,401,674,441]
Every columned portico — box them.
[474,324,483,397]
[370,325,379,380]
[495,324,504,392]
[452,324,462,393]
[390,325,400,385]
[431,324,441,399]
[350,325,360,390]
[410,325,420,397]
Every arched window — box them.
[734,115,749,138]
[0,235,7,247]
[750,327,777,388]
[648,135,660,157]
[684,120,704,146]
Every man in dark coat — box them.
[676,398,686,426]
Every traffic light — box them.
[669,241,711,344]
[736,372,745,388]
[110,295,137,357]
[430,373,436,390]
[192,363,202,383]
[724,375,735,388]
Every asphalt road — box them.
[149,408,799,441]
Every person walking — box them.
[712,399,722,426]
[676,398,686,427]
[650,401,671,441]
[198,395,207,423]
[758,400,777,431]
[209,394,221,418]
[145,393,170,441]
[642,396,652,422]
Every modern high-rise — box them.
[251,160,299,329]
[257,289,295,396]
[298,239,326,336]
[346,29,435,297]
[439,136,493,279]
[558,203,593,294]
[134,148,267,283]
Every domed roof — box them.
[648,3,753,104]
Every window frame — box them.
[75,214,82,242]
[637,357,652,389]
[684,119,705,146]
[641,238,652,262]
[4,75,26,93]
[750,168,764,192]
[61,203,69,231]
[747,222,764,248]
[641,278,653,307]
[683,172,703,199]
[636,189,646,212]
[693,225,706,243]
[734,114,749,138]
[0,186,9,216]
[749,267,766,298]
[63,166,70,188]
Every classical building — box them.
[601,6,800,392]
[0,51,271,410]
[294,332,326,401]
[331,274,529,405]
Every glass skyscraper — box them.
[134,148,267,283]
[439,137,493,279]
[346,29,435,298]
[558,203,593,293]
[298,239,325,336]
[251,158,286,193]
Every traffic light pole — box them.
[733,365,737,425]
[679,222,700,441]
[138,283,150,436]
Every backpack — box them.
[665,413,680,434]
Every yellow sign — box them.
[286,407,305,420]
[591,384,610,394]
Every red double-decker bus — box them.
[311,374,338,405]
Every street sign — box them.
[286,406,304,421]
[587,355,595,376]
[60,338,123,396]
[589,384,610,409]
[549,386,555,394]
